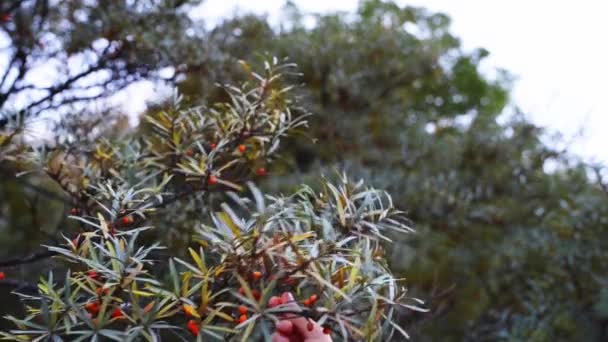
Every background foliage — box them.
[1,0,608,340]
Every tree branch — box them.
[0,250,57,268]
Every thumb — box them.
[278,292,327,339]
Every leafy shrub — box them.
[0,59,424,341]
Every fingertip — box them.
[281,292,295,304]
[271,333,291,342]
[276,320,294,335]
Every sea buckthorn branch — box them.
[0,173,423,341]
[0,60,424,341]
[0,58,306,268]
[161,175,425,341]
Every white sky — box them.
[194,0,608,163]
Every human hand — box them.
[269,292,333,342]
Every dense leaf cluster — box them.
[0,60,423,341]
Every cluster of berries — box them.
[83,271,125,322]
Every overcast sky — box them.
[192,0,608,163]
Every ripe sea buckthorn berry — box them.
[210,143,217,149]
[0,271,5,280]
[238,306,248,315]
[239,314,248,324]
[111,308,123,319]
[85,302,100,314]
[252,289,261,300]
[323,327,331,335]
[187,320,200,336]
[186,149,194,156]
[87,270,99,279]
[309,294,318,303]
[307,321,314,332]
[70,208,79,215]
[122,215,133,225]
[256,168,267,176]
[303,299,311,306]
[238,287,245,295]
[252,271,262,280]
[208,175,218,185]
[1,14,11,22]
[238,144,246,153]
[96,288,109,296]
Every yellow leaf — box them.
[181,272,192,297]
[209,308,234,322]
[131,290,155,297]
[214,265,226,277]
[290,232,315,242]
[346,257,361,291]
[188,248,206,271]
[218,212,241,238]
[195,239,209,248]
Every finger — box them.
[280,292,297,305]
[276,320,294,335]
[271,333,291,342]
[278,292,320,335]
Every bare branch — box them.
[0,250,57,268]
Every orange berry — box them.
[238,287,245,295]
[252,271,262,280]
[238,144,246,153]
[323,327,331,335]
[85,302,100,315]
[208,175,218,185]
[303,299,311,306]
[210,143,217,149]
[309,294,318,303]
[238,306,248,315]
[187,320,200,336]
[256,168,267,176]
[186,149,194,156]
[0,271,5,280]
[96,287,109,296]
[122,216,133,225]
[307,321,314,332]
[239,314,248,324]
[252,289,261,300]
[87,270,99,279]
[70,207,79,215]
[111,308,123,319]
